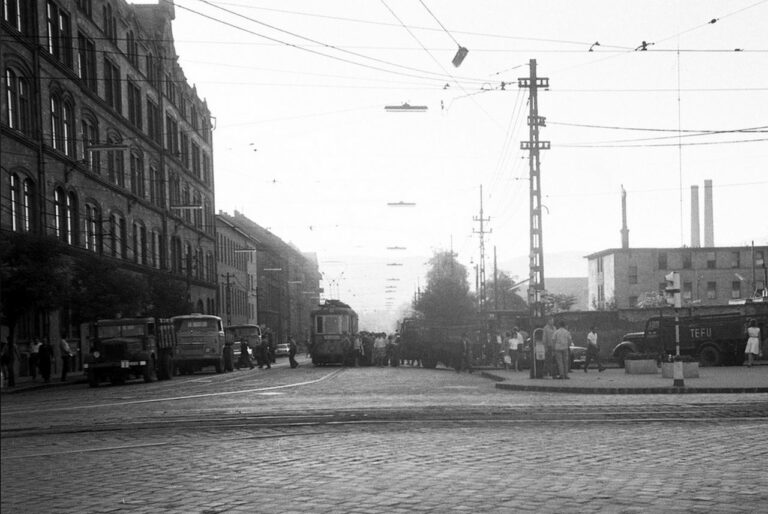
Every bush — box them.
[670,354,695,363]
[625,352,658,361]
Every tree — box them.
[68,253,149,322]
[0,232,70,342]
[485,271,528,311]
[542,292,577,314]
[413,251,475,324]
[145,274,192,318]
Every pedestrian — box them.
[584,325,606,372]
[239,337,254,369]
[542,317,556,378]
[288,336,299,368]
[506,330,518,371]
[552,320,573,379]
[37,339,53,383]
[744,319,762,367]
[352,334,363,367]
[1,338,20,388]
[458,332,473,373]
[29,338,42,380]
[60,335,73,382]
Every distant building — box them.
[586,246,768,310]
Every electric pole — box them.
[473,185,491,312]
[518,59,550,321]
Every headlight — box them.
[92,351,101,358]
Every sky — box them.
[150,0,768,329]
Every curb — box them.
[483,371,768,394]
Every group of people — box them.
[235,334,300,370]
[0,335,74,387]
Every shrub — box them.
[625,352,658,361]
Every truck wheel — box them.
[224,348,234,372]
[143,356,157,382]
[159,353,173,380]
[699,346,721,367]
[87,370,99,388]
[215,357,224,373]
[616,349,630,369]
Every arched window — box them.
[196,299,204,313]
[170,236,182,274]
[80,112,99,173]
[84,202,101,252]
[132,220,146,265]
[5,68,31,133]
[50,93,75,156]
[126,30,138,67]
[182,183,191,223]
[193,191,202,228]
[150,229,162,269]
[106,132,124,187]
[102,2,116,44]
[129,150,145,198]
[109,211,126,258]
[184,242,192,277]
[196,247,203,279]
[55,188,78,245]
[9,172,35,232]
[3,0,26,32]
[149,164,163,207]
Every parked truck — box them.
[612,305,767,366]
[398,318,468,369]
[84,317,176,386]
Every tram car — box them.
[310,300,358,366]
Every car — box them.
[612,332,648,368]
[274,343,290,357]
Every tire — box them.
[616,349,630,369]
[224,347,234,372]
[215,357,224,374]
[158,352,170,380]
[143,356,157,383]
[87,370,99,388]
[699,346,721,367]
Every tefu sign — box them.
[689,327,713,339]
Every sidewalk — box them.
[0,372,87,395]
[485,365,768,394]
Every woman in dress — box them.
[744,319,761,367]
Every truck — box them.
[84,317,176,387]
[612,305,767,367]
[398,318,467,369]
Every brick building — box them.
[1,0,216,345]
[586,246,768,310]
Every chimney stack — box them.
[691,185,700,247]
[704,179,714,247]
[620,185,629,249]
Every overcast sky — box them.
[155,0,768,328]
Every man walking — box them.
[29,338,42,380]
[542,317,556,378]
[584,325,605,372]
[552,320,572,380]
[288,336,299,368]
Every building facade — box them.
[586,246,768,310]
[216,211,322,345]
[1,0,216,344]
[215,213,258,327]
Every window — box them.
[106,142,124,187]
[127,81,142,129]
[165,114,178,154]
[191,141,200,177]
[180,133,189,168]
[146,98,161,143]
[146,53,159,88]
[150,229,161,269]
[165,73,176,105]
[130,151,144,198]
[133,221,146,265]
[46,1,72,67]
[50,94,75,157]
[706,251,716,269]
[104,58,121,112]
[202,153,211,185]
[203,198,212,234]
[149,165,163,207]
[706,281,717,299]
[191,105,198,131]
[169,172,180,207]
[596,256,603,273]
[109,212,126,258]
[682,252,692,269]
[84,202,100,252]
[628,296,638,308]
[628,265,638,285]
[102,2,116,44]
[732,281,741,299]
[4,68,31,134]
[61,190,78,245]
[126,30,138,67]
[193,191,202,228]
[76,0,91,17]
[3,0,25,32]
[9,172,34,232]
[182,183,191,222]
[80,115,99,173]
[77,33,96,91]
[731,251,741,268]
[185,242,193,276]
[170,236,182,273]
[682,281,692,300]
[658,252,667,270]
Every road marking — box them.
[1,369,344,415]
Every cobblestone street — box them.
[2,364,767,512]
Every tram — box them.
[310,300,358,366]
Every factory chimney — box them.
[620,185,629,249]
[691,185,700,247]
[704,179,714,247]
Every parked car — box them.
[612,332,648,368]
[274,343,290,357]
